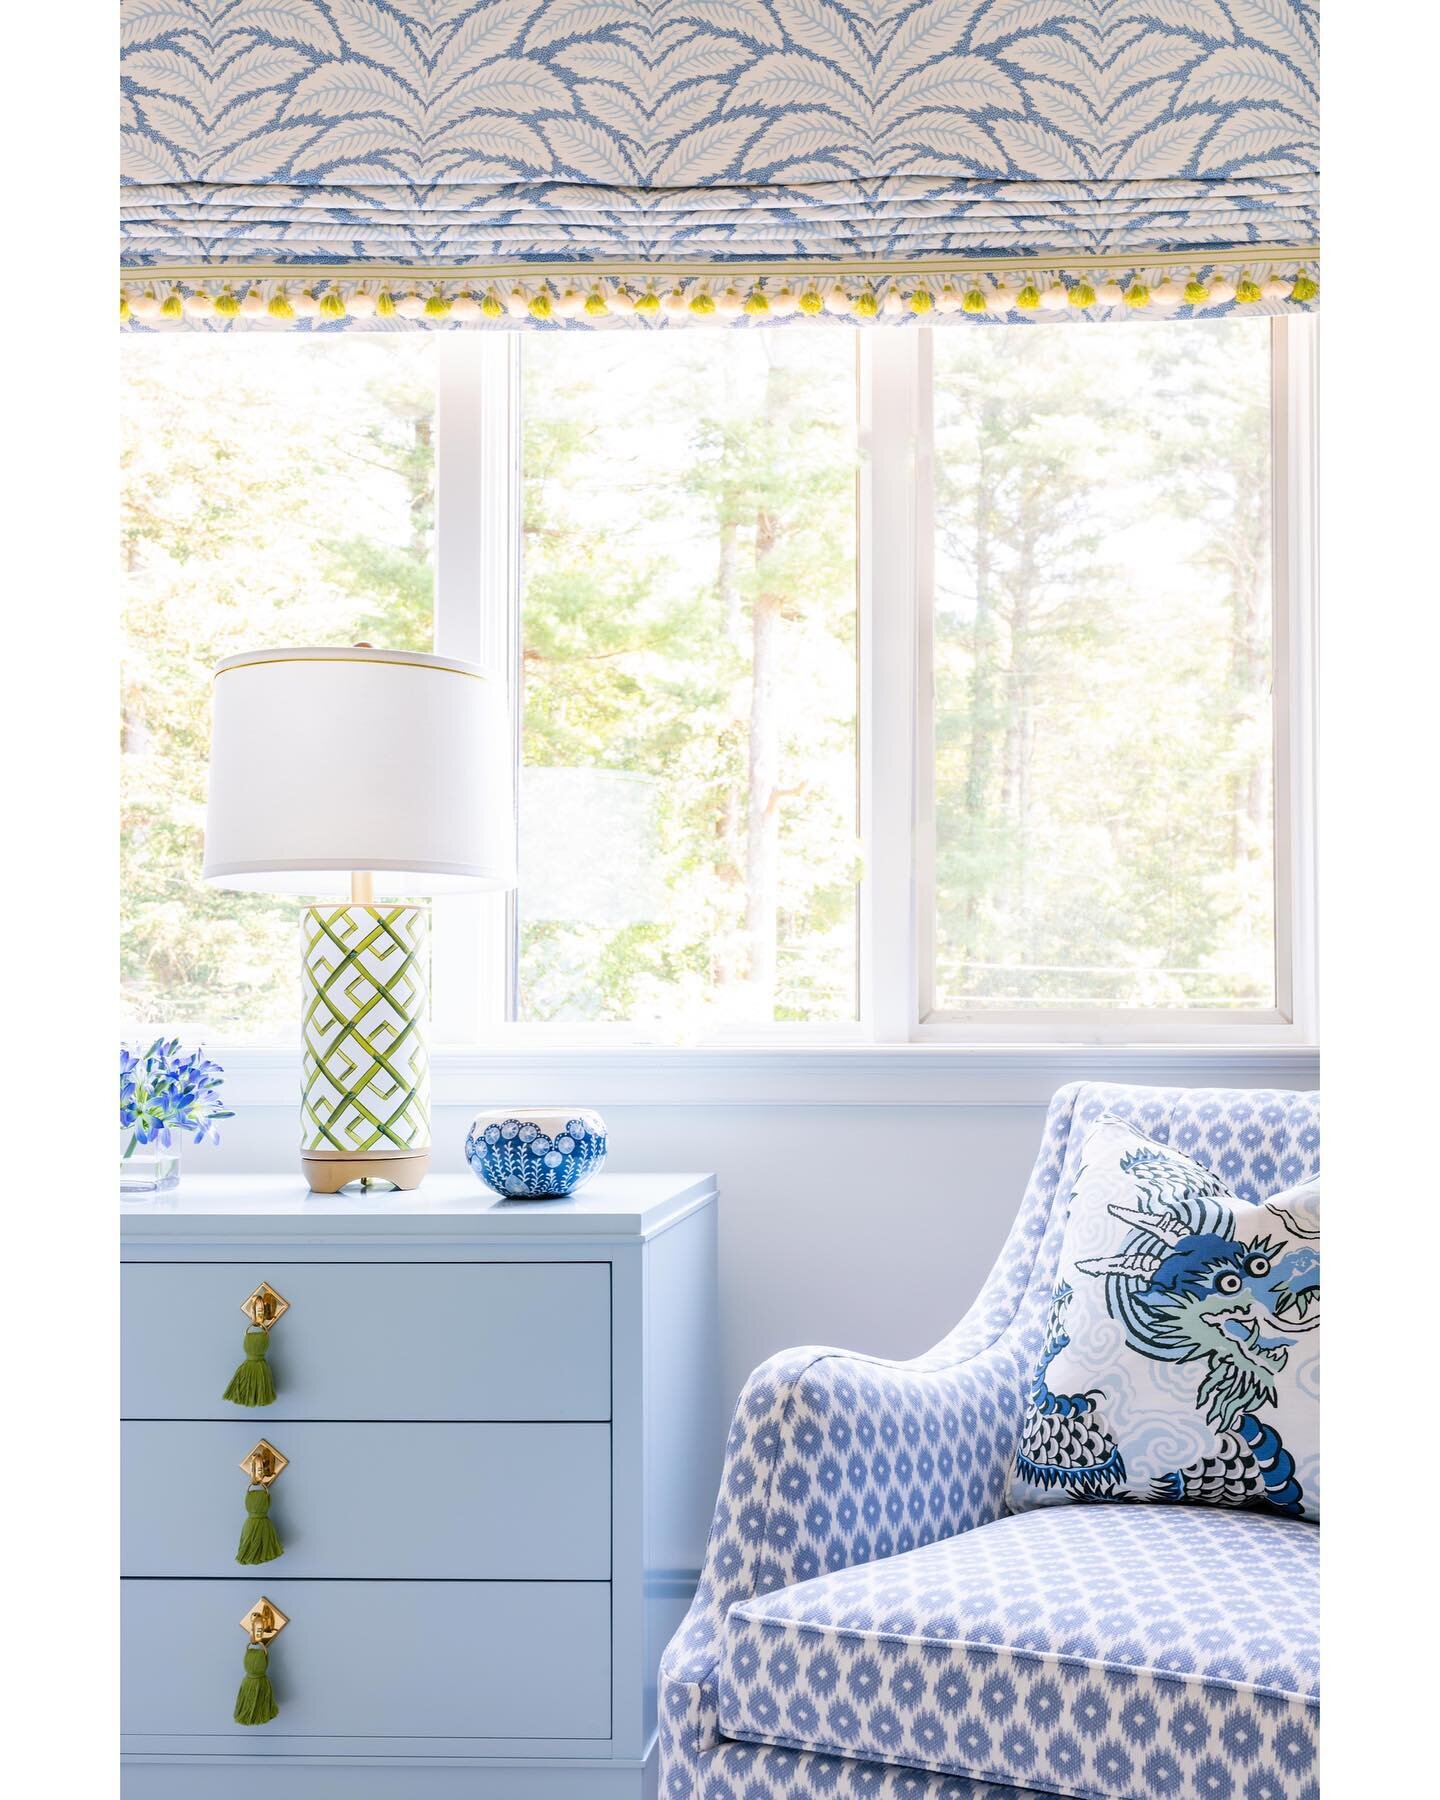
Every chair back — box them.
[945,1082,1321,1369]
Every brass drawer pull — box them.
[236,1439,286,1566]
[242,1282,290,1329]
[240,1439,288,1487]
[222,1284,289,1409]
[234,1597,287,1727]
[241,1596,288,1645]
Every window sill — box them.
[213,1041,1320,1109]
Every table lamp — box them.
[203,646,514,1191]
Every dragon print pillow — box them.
[1008,1113,1320,1521]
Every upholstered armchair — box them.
[659,1083,1321,1800]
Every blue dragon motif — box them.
[1075,1147,1320,1517]
[1014,1281,1126,1498]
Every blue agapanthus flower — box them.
[120,1037,233,1154]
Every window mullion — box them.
[431,333,521,1044]
[859,329,926,1041]
[1271,314,1319,1039]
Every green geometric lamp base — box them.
[300,902,431,1194]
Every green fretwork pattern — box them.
[301,905,429,1153]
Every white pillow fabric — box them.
[1008,1113,1320,1520]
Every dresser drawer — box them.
[122,1579,610,1740]
[121,1262,610,1420]
[122,1421,610,1578]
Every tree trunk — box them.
[745,502,782,1013]
[410,415,433,563]
[718,355,744,647]
[1225,462,1270,887]
[965,399,999,822]
[961,398,1001,954]
[1003,534,1036,948]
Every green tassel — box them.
[634,291,661,315]
[1015,282,1041,310]
[962,287,988,314]
[214,288,241,317]
[852,290,878,317]
[742,289,769,315]
[376,290,396,317]
[234,1642,278,1726]
[236,1487,283,1565]
[481,290,504,317]
[267,291,294,320]
[318,290,346,319]
[1290,273,1319,302]
[584,290,608,316]
[424,292,452,318]
[690,291,718,315]
[120,293,131,321]
[223,1328,276,1408]
[1183,277,1211,304]
[527,290,553,319]
[160,291,184,320]
[1124,281,1151,308]
[797,289,824,315]
[908,289,933,314]
[1070,280,1096,308]
[1234,275,1262,304]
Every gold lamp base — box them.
[302,1148,431,1194]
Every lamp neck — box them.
[350,871,375,905]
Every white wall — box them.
[188,1049,1319,1415]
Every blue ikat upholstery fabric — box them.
[658,1082,1321,1800]
[720,1505,1317,1795]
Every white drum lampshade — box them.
[204,647,515,1191]
[204,646,514,894]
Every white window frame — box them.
[124,316,1318,1073]
[902,316,1319,1046]
[430,314,1316,1050]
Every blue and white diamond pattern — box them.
[659,1083,1321,1800]
[721,1506,1317,1795]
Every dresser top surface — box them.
[121,1170,716,1242]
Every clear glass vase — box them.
[120,1129,180,1194]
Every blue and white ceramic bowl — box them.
[465,1107,608,1200]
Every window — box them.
[927,321,1278,1018]
[121,336,439,1038]
[518,333,858,1028]
[120,317,1315,1048]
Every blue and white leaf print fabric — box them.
[120,1,1318,278]
[658,1082,1320,1800]
[1009,1114,1320,1521]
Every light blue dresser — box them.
[121,1172,720,1798]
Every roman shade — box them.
[120,0,1319,329]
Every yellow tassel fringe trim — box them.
[122,262,1321,329]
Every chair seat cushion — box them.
[718,1504,1318,1800]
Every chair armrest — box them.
[660,1082,1084,1763]
[660,1331,1027,1757]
